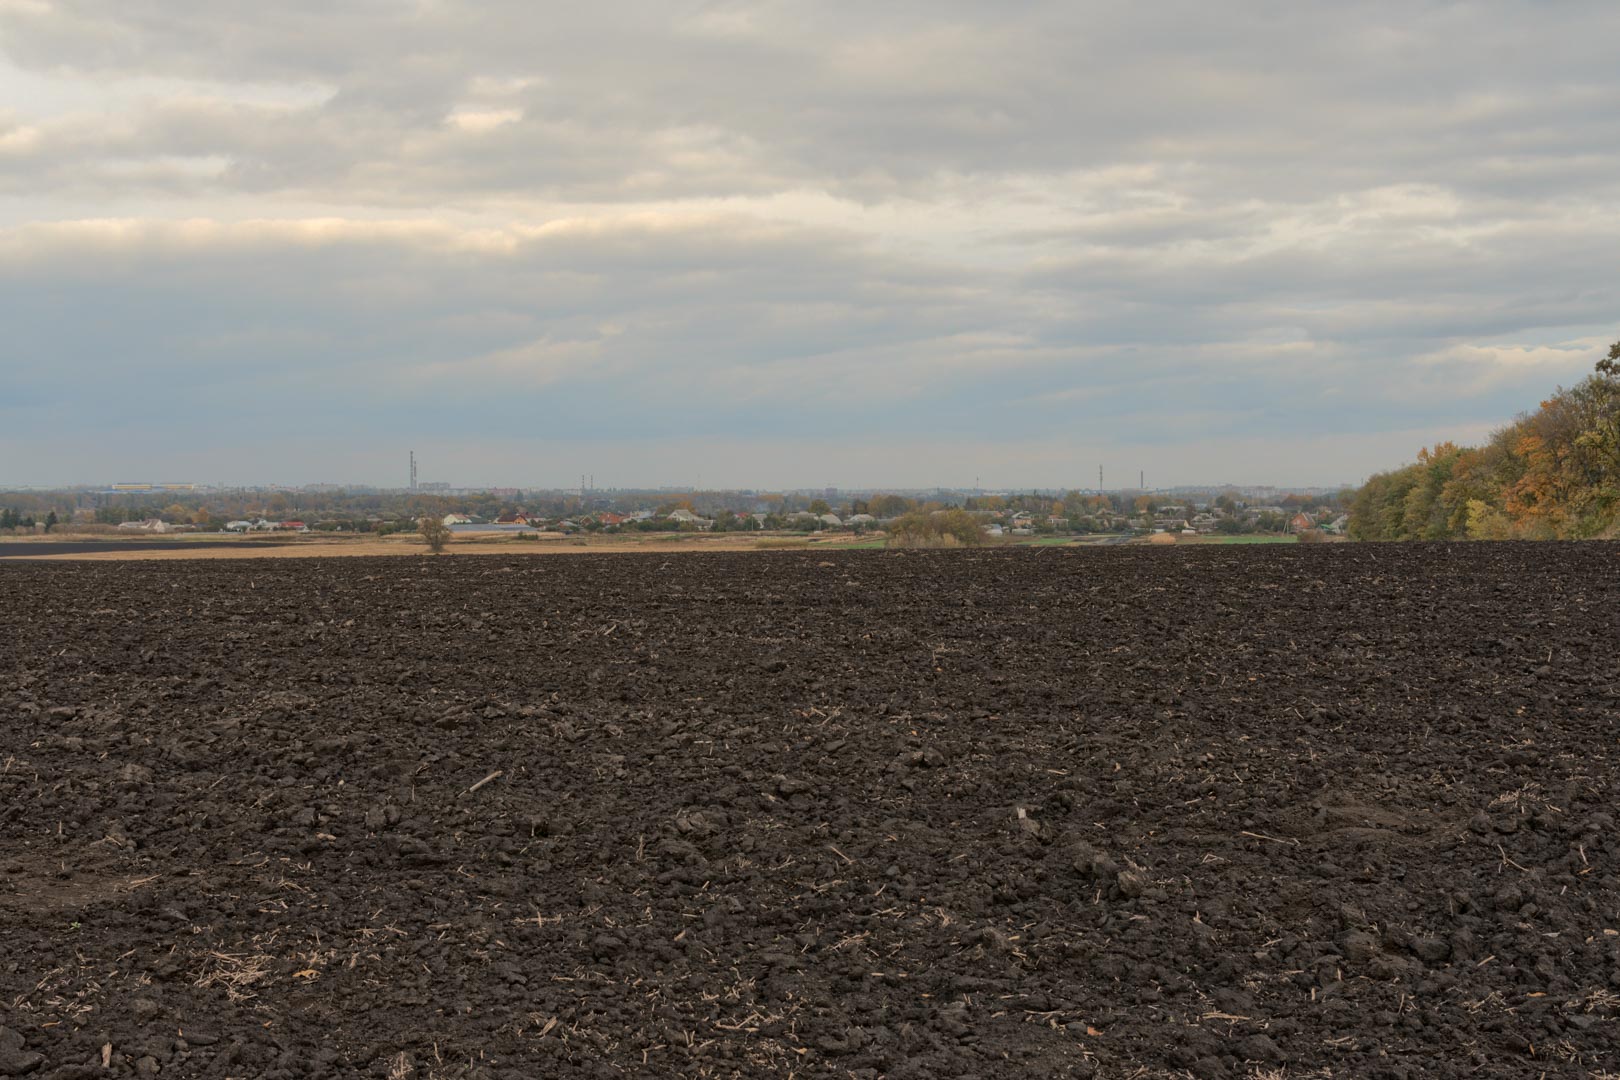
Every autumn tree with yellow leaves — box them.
[1350,345,1620,541]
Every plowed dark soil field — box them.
[3,544,1619,1079]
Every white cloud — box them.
[1406,339,1607,398]
[447,107,522,134]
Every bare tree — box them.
[419,515,452,554]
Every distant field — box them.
[4,531,880,561]
[0,530,1308,559]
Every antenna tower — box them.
[410,451,417,492]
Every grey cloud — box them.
[0,216,1006,411]
[1,2,1617,485]
[5,2,1619,206]
[4,213,1593,443]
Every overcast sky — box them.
[2,1,1617,489]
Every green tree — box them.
[1601,340,1620,378]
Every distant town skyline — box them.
[3,3,1616,486]
[2,445,1364,495]
[0,472,1356,497]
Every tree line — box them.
[0,484,1345,537]
[0,508,56,532]
[1350,346,1620,541]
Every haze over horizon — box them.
[3,1,1617,489]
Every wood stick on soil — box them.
[464,770,503,796]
